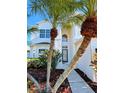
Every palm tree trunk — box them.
[46,27,57,92]
[52,36,91,93]
[27,72,42,93]
[46,39,55,92]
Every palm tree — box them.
[28,0,82,92]
[52,0,97,92]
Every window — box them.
[40,29,50,38]
[62,46,68,48]
[46,29,50,38]
[39,49,47,56]
[62,34,68,42]
[40,29,45,38]
[39,49,45,54]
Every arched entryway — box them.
[62,34,68,42]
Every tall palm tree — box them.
[52,0,97,92]
[28,0,82,92]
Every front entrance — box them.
[62,46,68,63]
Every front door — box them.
[62,49,68,63]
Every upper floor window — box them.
[46,29,50,38]
[62,34,68,42]
[40,29,50,38]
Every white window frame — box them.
[40,29,50,38]
[62,46,68,62]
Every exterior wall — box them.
[30,22,52,45]
[76,38,97,82]
[70,25,82,59]
[62,28,72,39]
[29,21,62,58]
[54,26,62,52]
[38,22,52,29]
[69,25,97,82]
[61,28,72,64]
[28,21,97,82]
[30,44,50,58]
[30,42,62,58]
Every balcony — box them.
[31,37,50,45]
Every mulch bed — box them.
[75,69,97,93]
[27,68,72,93]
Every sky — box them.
[27,0,45,26]
[27,15,44,26]
[27,0,45,44]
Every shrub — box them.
[27,50,62,69]
[27,58,47,69]
[39,50,62,70]
[51,50,62,69]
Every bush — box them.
[27,50,62,69]
[27,58,47,69]
[39,50,62,70]
[51,50,62,69]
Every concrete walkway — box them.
[67,70,95,93]
[56,62,69,69]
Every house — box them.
[28,21,97,82]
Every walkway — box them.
[56,62,69,69]
[67,70,95,93]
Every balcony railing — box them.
[31,37,50,45]
[30,38,79,46]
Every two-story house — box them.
[28,21,97,82]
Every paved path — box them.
[67,70,95,93]
[56,62,69,69]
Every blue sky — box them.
[27,0,45,26]
[27,0,45,44]
[27,15,44,26]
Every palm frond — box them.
[60,13,85,29]
[79,0,97,17]
[27,26,39,33]
[28,0,83,28]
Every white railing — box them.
[30,38,80,45]
[31,37,50,45]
